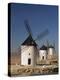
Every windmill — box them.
[20,20,49,66]
[46,40,56,60]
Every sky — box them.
[10,3,58,53]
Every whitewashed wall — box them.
[21,45,37,66]
[39,50,47,60]
[48,48,54,55]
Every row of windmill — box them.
[19,20,56,66]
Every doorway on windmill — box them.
[42,56,44,60]
[28,58,31,65]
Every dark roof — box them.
[40,45,47,50]
[21,35,37,46]
[48,45,54,48]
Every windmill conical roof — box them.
[48,45,54,48]
[21,35,37,46]
[40,45,47,50]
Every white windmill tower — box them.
[20,20,49,66]
[47,41,55,60]
[39,45,47,61]
[37,30,49,62]
[21,20,38,66]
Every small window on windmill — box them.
[29,53,30,55]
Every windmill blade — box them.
[35,29,49,41]
[24,20,33,37]
[53,41,55,49]
[47,40,49,48]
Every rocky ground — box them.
[8,64,58,76]
[8,53,58,76]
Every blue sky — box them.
[10,3,58,53]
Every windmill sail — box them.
[24,20,33,37]
[35,29,49,41]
